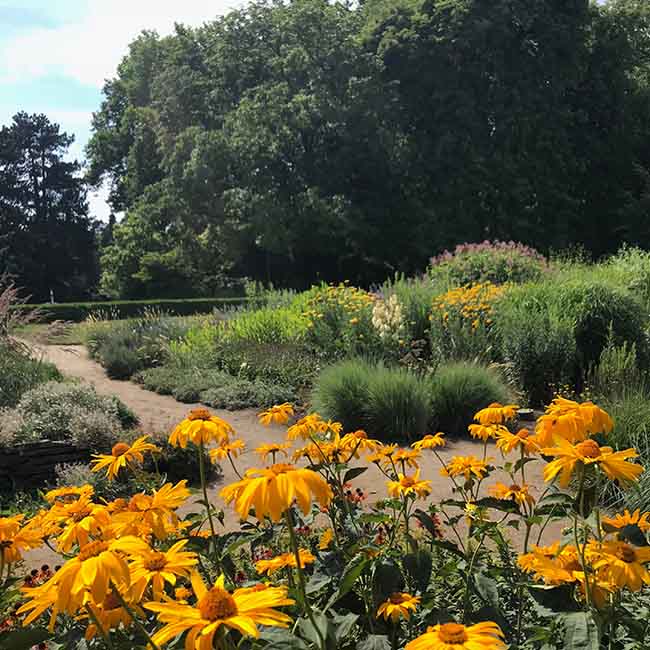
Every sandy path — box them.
[24,344,563,568]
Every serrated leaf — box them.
[343,467,367,483]
[474,572,499,608]
[562,612,600,650]
[357,635,391,650]
[325,554,369,610]
[332,612,359,642]
[414,509,440,537]
[473,497,519,513]
[261,627,309,650]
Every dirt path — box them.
[24,344,563,568]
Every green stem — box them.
[285,510,326,650]
[111,585,160,650]
[85,604,114,650]
[198,442,218,551]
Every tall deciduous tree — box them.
[0,113,98,301]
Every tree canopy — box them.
[0,113,98,302]
[85,0,650,298]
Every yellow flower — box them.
[255,549,315,576]
[84,587,141,640]
[534,398,613,446]
[376,592,420,623]
[411,433,446,451]
[0,515,42,564]
[258,403,295,426]
[125,539,198,600]
[440,456,489,481]
[602,509,650,533]
[169,408,235,448]
[340,430,381,455]
[209,439,246,462]
[255,442,292,463]
[392,448,421,469]
[367,444,398,465]
[593,541,650,591]
[495,428,539,455]
[220,463,333,522]
[473,403,518,426]
[44,484,94,503]
[489,482,535,507]
[405,621,505,650]
[91,435,160,481]
[286,413,333,441]
[145,573,294,646]
[319,528,334,550]
[518,544,588,586]
[387,470,432,499]
[542,438,643,487]
[468,423,507,442]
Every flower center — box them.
[564,560,582,573]
[517,429,530,439]
[103,592,122,611]
[71,507,91,523]
[389,593,406,604]
[111,442,130,457]
[509,484,521,492]
[198,587,238,621]
[188,408,212,421]
[438,623,469,643]
[144,552,168,571]
[402,477,416,488]
[78,540,109,561]
[269,463,294,476]
[576,440,601,459]
[616,543,638,564]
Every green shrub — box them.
[382,274,437,344]
[311,359,373,433]
[365,365,430,442]
[225,306,307,345]
[200,379,296,411]
[496,289,576,405]
[588,335,643,402]
[11,297,247,323]
[0,381,137,450]
[428,362,512,435]
[429,240,548,286]
[312,359,430,441]
[0,343,62,408]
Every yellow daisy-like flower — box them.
[169,408,235,448]
[255,442,292,463]
[286,413,333,441]
[339,430,381,455]
[0,515,43,564]
[91,435,160,481]
[405,621,506,650]
[593,541,650,591]
[411,433,446,451]
[44,484,94,503]
[393,448,421,469]
[440,456,490,481]
[220,463,333,522]
[258,403,295,427]
[495,428,539,455]
[387,470,432,499]
[542,438,643,488]
[489,482,535,507]
[376,592,420,623]
[468,423,507,442]
[602,509,650,533]
[145,573,294,647]
[319,528,334,550]
[124,539,198,600]
[474,403,518,426]
[518,544,586,585]
[367,444,398,465]
[255,549,315,576]
[47,493,112,552]
[209,439,246,462]
[534,398,613,446]
[84,587,142,640]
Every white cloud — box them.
[1,0,243,87]
[88,184,113,222]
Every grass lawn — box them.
[15,322,88,345]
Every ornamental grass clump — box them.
[5,397,650,650]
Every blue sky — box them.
[0,0,240,220]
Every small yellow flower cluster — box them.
[303,282,375,329]
[432,282,505,330]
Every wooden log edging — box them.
[0,441,90,491]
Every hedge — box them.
[11,297,249,323]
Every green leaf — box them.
[0,628,52,650]
[261,627,310,650]
[343,467,367,483]
[617,524,648,547]
[561,612,600,650]
[356,635,391,650]
[430,538,465,559]
[403,549,433,593]
[527,584,581,612]
[372,559,404,604]
[298,610,336,650]
[474,572,499,608]
[307,569,333,595]
[325,554,369,610]
[472,497,519,513]
[359,512,391,525]
[414,508,440,537]
[514,456,538,473]
[332,612,359,642]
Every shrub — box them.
[0,343,61,408]
[429,282,505,362]
[225,306,307,345]
[428,361,512,435]
[496,289,577,405]
[201,378,296,411]
[3,381,136,450]
[311,359,373,433]
[382,274,437,344]
[365,365,430,441]
[588,335,643,402]
[312,359,429,441]
[429,240,548,286]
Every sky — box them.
[0,0,242,221]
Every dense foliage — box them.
[84,0,650,298]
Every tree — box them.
[0,113,98,301]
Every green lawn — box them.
[15,322,88,345]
